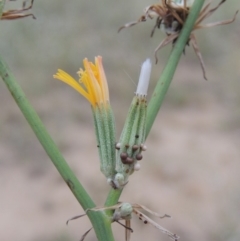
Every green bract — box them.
[93,103,116,183]
[113,95,147,188]
[111,59,151,189]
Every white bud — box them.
[136,59,151,96]
[116,142,121,149]
[134,162,141,171]
[140,144,147,151]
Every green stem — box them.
[0,0,6,18]
[104,0,205,208]
[146,0,205,137]
[0,56,115,241]
[105,188,122,207]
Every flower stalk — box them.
[54,57,116,184]
[105,0,205,207]
[113,59,151,189]
[146,0,205,137]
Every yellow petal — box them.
[54,56,110,108]
[96,56,109,103]
[53,69,92,104]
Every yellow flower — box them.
[53,56,109,107]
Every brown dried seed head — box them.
[136,153,143,160]
[126,157,134,164]
[120,152,128,161]
[122,157,134,164]
[132,145,139,151]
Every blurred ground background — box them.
[0,0,240,241]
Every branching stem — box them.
[0,1,205,240]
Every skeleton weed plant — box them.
[0,0,237,241]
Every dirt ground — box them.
[0,0,240,241]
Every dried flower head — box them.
[67,202,177,241]
[119,0,238,79]
[90,202,177,241]
[1,0,35,20]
